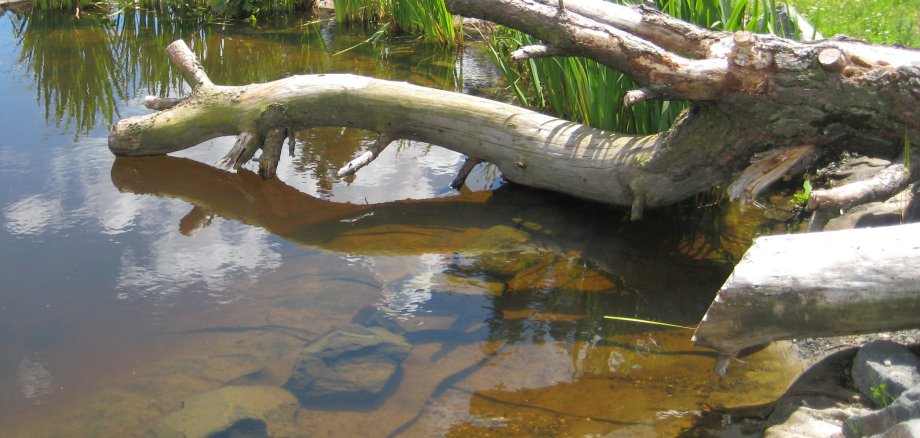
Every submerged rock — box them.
[283,324,411,402]
[146,385,298,438]
[766,341,920,438]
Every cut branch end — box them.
[166,40,213,89]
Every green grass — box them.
[785,0,919,46]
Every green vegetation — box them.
[487,0,800,134]
[135,0,311,20]
[786,0,919,46]
[33,0,94,12]
[334,0,457,44]
[603,316,696,330]
[791,179,813,206]
[870,382,896,407]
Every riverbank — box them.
[719,330,920,437]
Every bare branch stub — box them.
[165,40,213,89]
[808,163,910,211]
[337,133,394,177]
[511,45,566,61]
[254,104,291,179]
[143,96,183,110]
[623,88,655,107]
[450,157,484,189]
[259,127,287,179]
[217,132,258,169]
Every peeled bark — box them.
[109,0,920,216]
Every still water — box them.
[0,7,800,436]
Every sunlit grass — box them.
[334,0,457,44]
[785,0,919,46]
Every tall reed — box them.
[334,0,457,44]
[488,0,801,134]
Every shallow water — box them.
[0,7,800,436]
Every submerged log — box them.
[693,223,920,373]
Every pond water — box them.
[0,7,802,437]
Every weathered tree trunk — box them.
[109,0,920,219]
[692,223,920,373]
[443,0,920,212]
[109,41,664,208]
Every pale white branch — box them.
[808,163,910,210]
[511,45,566,61]
[622,88,656,107]
[165,40,213,89]
[337,134,393,177]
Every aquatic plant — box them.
[790,179,813,206]
[334,0,457,44]
[870,382,896,407]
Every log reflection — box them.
[112,155,519,253]
[111,155,729,328]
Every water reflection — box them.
[103,153,801,436]
[17,356,53,404]
[115,219,282,300]
[3,195,64,236]
[9,9,469,139]
[0,8,800,437]
[111,154,727,326]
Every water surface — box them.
[0,8,799,436]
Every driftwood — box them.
[109,0,920,220]
[693,223,920,374]
[109,40,668,209]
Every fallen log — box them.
[109,0,920,216]
[108,40,715,210]
[693,223,920,374]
